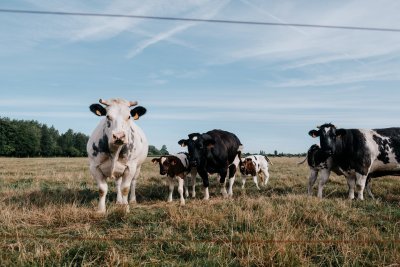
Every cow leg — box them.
[227,164,236,197]
[190,168,197,198]
[253,175,260,190]
[178,177,185,206]
[241,175,246,189]
[198,169,210,200]
[346,175,356,200]
[120,169,136,212]
[355,173,367,200]
[90,165,108,213]
[129,164,141,204]
[184,175,189,198]
[317,169,330,198]
[263,169,270,186]
[167,177,174,202]
[307,169,318,196]
[366,176,375,199]
[115,177,123,204]
[219,171,228,198]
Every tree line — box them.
[0,117,89,157]
[0,117,170,158]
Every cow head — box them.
[89,98,146,148]
[308,123,346,155]
[239,158,256,176]
[151,156,178,176]
[178,133,215,168]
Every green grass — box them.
[0,157,399,266]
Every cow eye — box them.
[127,115,131,120]
[106,115,112,121]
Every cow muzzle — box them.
[112,132,126,145]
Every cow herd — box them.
[87,98,400,213]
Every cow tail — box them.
[264,155,273,165]
[297,155,308,165]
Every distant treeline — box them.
[0,117,171,158]
[0,117,89,157]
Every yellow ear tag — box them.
[95,110,101,116]
[133,113,139,120]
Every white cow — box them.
[87,98,148,213]
[239,155,272,190]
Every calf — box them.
[87,98,148,213]
[151,153,197,205]
[308,123,400,200]
[239,155,272,190]
[178,129,242,199]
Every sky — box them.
[1,0,400,154]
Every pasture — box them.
[0,157,399,266]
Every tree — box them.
[159,145,169,155]
[40,125,58,156]
[148,145,161,156]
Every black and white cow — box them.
[87,98,148,213]
[299,144,375,199]
[239,155,272,190]
[308,123,400,200]
[151,153,197,205]
[178,129,242,200]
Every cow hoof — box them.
[203,197,209,201]
[96,209,106,215]
[180,201,185,206]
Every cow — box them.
[308,123,400,200]
[151,153,197,205]
[178,129,242,200]
[87,98,148,213]
[299,144,375,199]
[239,155,272,190]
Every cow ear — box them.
[90,104,107,116]
[130,106,147,120]
[308,130,320,138]
[336,129,346,137]
[151,158,160,164]
[178,139,188,147]
[188,133,201,141]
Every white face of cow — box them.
[90,98,147,148]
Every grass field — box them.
[0,157,399,266]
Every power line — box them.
[1,8,400,33]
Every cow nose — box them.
[112,132,126,143]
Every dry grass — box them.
[0,157,399,266]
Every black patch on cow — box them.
[92,135,110,156]
[92,142,99,157]
[307,145,330,168]
[120,144,129,158]
[228,164,236,178]
[372,135,390,164]
[375,128,400,163]
[329,129,371,175]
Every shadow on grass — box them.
[4,179,171,208]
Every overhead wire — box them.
[0,8,400,33]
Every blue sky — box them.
[1,0,400,154]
